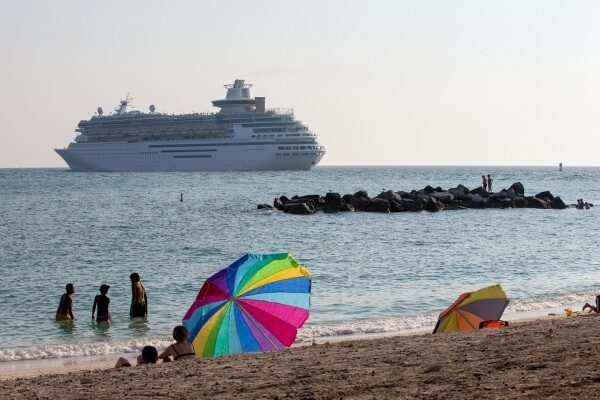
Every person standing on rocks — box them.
[482,175,487,191]
[487,174,493,192]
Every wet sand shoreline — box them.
[3,314,600,399]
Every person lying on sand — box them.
[158,325,196,362]
[582,294,600,313]
[115,346,158,368]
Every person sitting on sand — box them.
[56,283,75,320]
[582,294,600,313]
[158,325,196,362]
[115,345,159,368]
[92,284,111,323]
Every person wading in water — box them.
[56,283,75,320]
[92,284,111,323]
[129,273,148,318]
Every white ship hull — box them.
[55,139,324,171]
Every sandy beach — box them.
[2,313,600,399]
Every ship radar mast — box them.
[115,93,133,115]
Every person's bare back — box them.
[129,273,148,318]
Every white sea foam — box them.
[0,336,172,362]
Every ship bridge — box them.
[212,79,265,114]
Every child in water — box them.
[92,284,111,323]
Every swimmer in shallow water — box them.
[92,284,111,323]
[56,283,75,320]
[129,272,147,318]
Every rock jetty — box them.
[257,182,590,215]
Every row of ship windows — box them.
[276,153,319,157]
[278,146,323,151]
[251,133,313,138]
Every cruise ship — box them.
[55,80,325,171]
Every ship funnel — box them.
[255,97,265,113]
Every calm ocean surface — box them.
[0,166,599,362]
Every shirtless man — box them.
[56,283,75,320]
[129,273,148,318]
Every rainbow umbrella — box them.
[182,253,311,357]
[433,284,509,333]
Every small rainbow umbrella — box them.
[433,284,509,333]
[182,253,312,357]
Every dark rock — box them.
[448,188,467,201]
[389,200,406,212]
[514,196,528,208]
[286,198,316,207]
[470,186,489,198]
[294,194,324,206]
[467,194,486,208]
[273,198,284,210]
[283,202,315,214]
[257,204,273,210]
[431,191,454,204]
[527,197,549,209]
[416,193,431,204]
[550,196,567,209]
[421,185,435,195]
[509,182,525,196]
[433,186,443,193]
[445,202,467,210]
[535,191,555,202]
[376,190,403,203]
[294,194,321,201]
[505,188,516,200]
[397,191,411,199]
[456,184,470,194]
[342,194,357,208]
[340,203,355,212]
[402,199,423,212]
[323,192,343,213]
[489,198,515,209]
[362,198,390,213]
[353,190,369,199]
[424,197,442,212]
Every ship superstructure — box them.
[55,80,325,171]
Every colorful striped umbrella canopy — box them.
[182,253,312,357]
[433,284,509,333]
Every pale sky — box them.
[1,0,599,168]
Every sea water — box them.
[0,166,599,363]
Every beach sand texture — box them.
[3,314,600,399]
